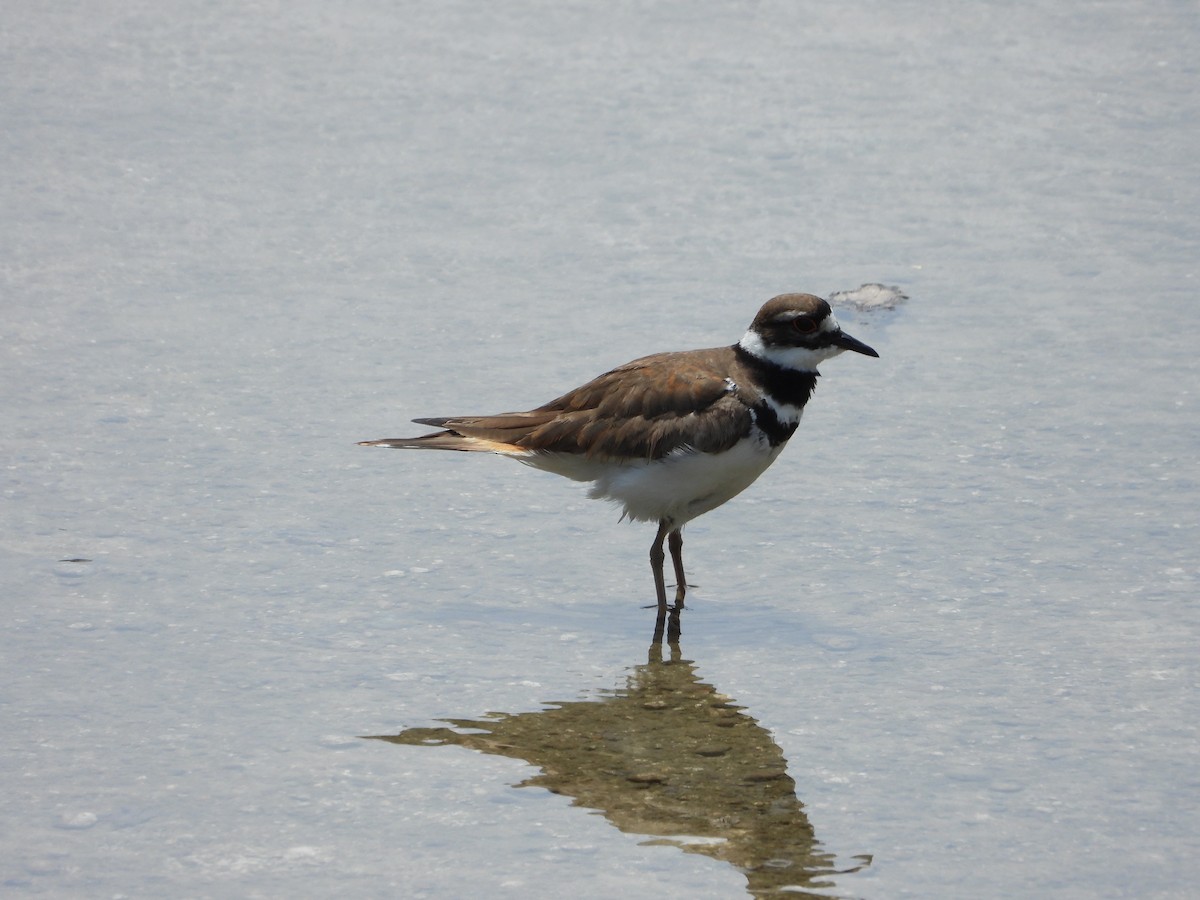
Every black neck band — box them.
[733,344,820,409]
[751,400,800,446]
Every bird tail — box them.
[359,412,559,455]
[358,424,528,455]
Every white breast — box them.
[523,437,785,525]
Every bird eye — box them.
[791,315,817,334]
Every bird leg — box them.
[668,528,686,608]
[649,519,671,611]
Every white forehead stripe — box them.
[764,309,839,328]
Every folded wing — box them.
[360,349,754,461]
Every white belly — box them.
[516,438,785,525]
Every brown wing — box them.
[424,348,753,461]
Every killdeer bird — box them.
[361,293,878,611]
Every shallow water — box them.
[3,2,1198,897]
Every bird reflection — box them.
[367,615,870,898]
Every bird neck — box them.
[733,343,820,408]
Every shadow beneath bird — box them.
[366,628,871,898]
[651,601,683,644]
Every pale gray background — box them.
[3,1,1197,897]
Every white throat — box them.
[738,328,844,372]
